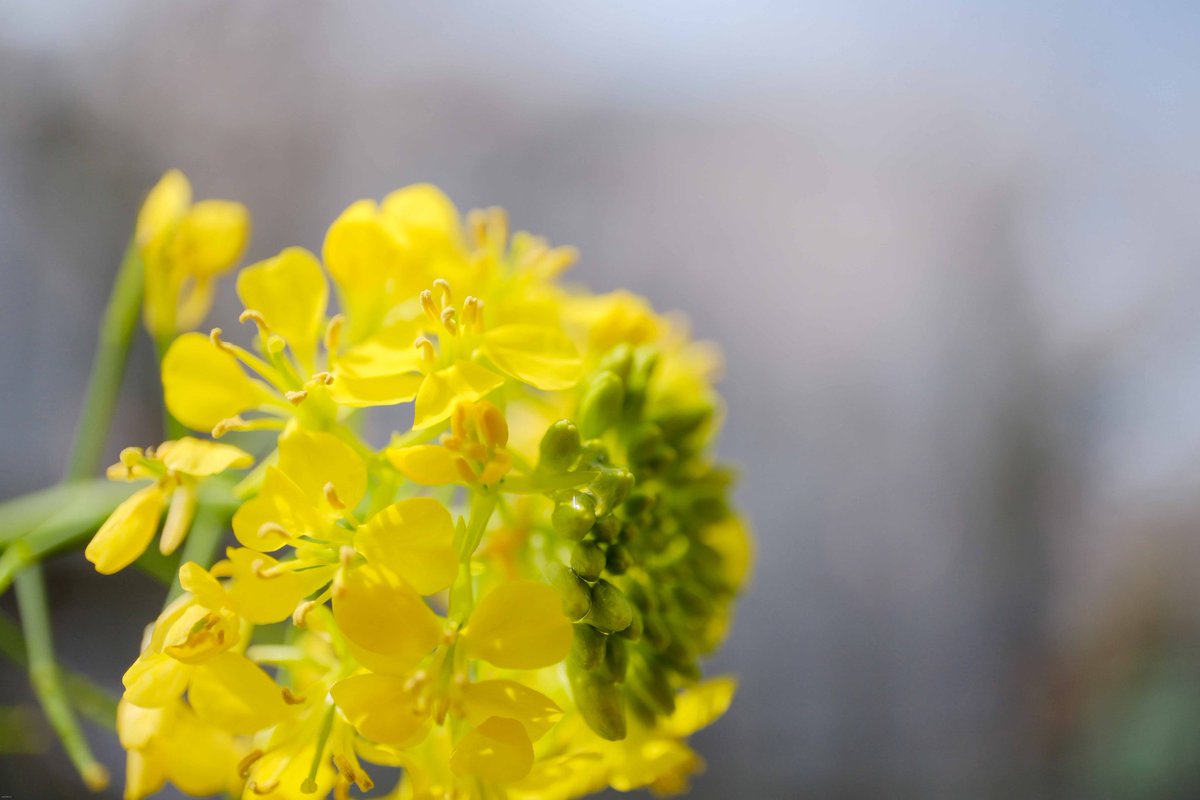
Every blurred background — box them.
[3,1,1200,798]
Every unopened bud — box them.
[571,623,607,670]
[584,579,633,634]
[568,657,627,741]
[547,563,591,621]
[593,515,621,544]
[597,343,634,383]
[577,370,624,439]
[605,543,633,576]
[601,635,629,683]
[571,541,606,582]
[538,420,581,472]
[586,467,633,516]
[552,491,596,540]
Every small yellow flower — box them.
[137,169,250,338]
[388,399,512,486]
[118,697,244,800]
[84,437,252,574]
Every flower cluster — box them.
[88,174,751,799]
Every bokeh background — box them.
[3,2,1200,798]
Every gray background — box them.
[3,2,1200,798]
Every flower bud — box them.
[597,343,633,383]
[571,623,607,669]
[592,515,621,543]
[552,492,596,540]
[627,423,664,467]
[601,635,629,683]
[548,563,591,620]
[605,543,633,576]
[584,579,633,634]
[577,371,624,439]
[571,542,606,582]
[538,419,581,472]
[568,657,627,741]
[617,604,644,642]
[587,467,633,516]
[631,661,676,716]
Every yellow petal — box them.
[658,676,738,738]
[125,748,167,800]
[479,325,582,391]
[701,516,753,591]
[462,680,563,741]
[188,652,290,735]
[85,484,166,575]
[322,199,413,338]
[329,323,426,407]
[156,436,253,476]
[117,698,166,750]
[161,332,266,432]
[330,673,430,746]
[333,565,442,675]
[413,362,505,430]
[463,581,572,669]
[450,716,534,784]
[277,427,367,512]
[355,498,458,595]
[159,703,242,796]
[237,247,328,365]
[158,483,196,555]
[380,183,463,252]
[122,653,192,707]
[135,169,191,253]
[385,444,464,486]
[167,199,250,278]
[177,562,228,609]
[232,467,325,551]
[223,548,332,625]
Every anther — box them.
[285,390,308,405]
[414,336,436,364]
[433,278,452,305]
[463,295,481,328]
[324,482,345,510]
[118,447,143,469]
[420,289,439,321]
[309,371,335,386]
[403,670,428,693]
[209,328,234,353]
[292,600,315,627]
[440,306,458,335]
[238,749,265,778]
[212,416,246,438]
[258,521,291,541]
[282,687,306,705]
[339,545,356,567]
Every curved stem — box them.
[14,566,109,790]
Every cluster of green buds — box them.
[537,342,740,741]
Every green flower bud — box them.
[571,541,606,582]
[656,405,713,445]
[592,515,621,543]
[538,419,582,472]
[605,543,633,575]
[601,635,629,683]
[547,563,591,621]
[587,467,633,516]
[552,491,596,540]
[662,641,701,681]
[568,657,627,741]
[570,623,608,670]
[579,439,609,466]
[642,615,671,652]
[597,343,634,383]
[624,490,656,516]
[577,370,624,439]
[626,691,657,728]
[584,579,633,634]
[617,605,644,642]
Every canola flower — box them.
[1,171,751,800]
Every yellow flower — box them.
[84,437,252,574]
[137,169,250,338]
[387,399,512,487]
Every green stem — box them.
[164,505,227,607]
[64,240,144,482]
[154,332,186,440]
[14,567,110,790]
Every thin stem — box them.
[64,240,144,482]
[164,505,227,607]
[14,567,109,790]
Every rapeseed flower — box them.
[90,180,750,799]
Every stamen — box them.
[440,306,458,335]
[414,336,436,366]
[403,670,428,693]
[285,390,308,405]
[338,545,356,567]
[238,749,265,778]
[420,289,439,321]
[433,278,452,305]
[282,687,306,705]
[292,600,316,627]
[324,482,345,510]
[258,522,291,541]
[301,704,336,794]
[118,447,143,470]
[308,372,334,387]
[463,295,481,328]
